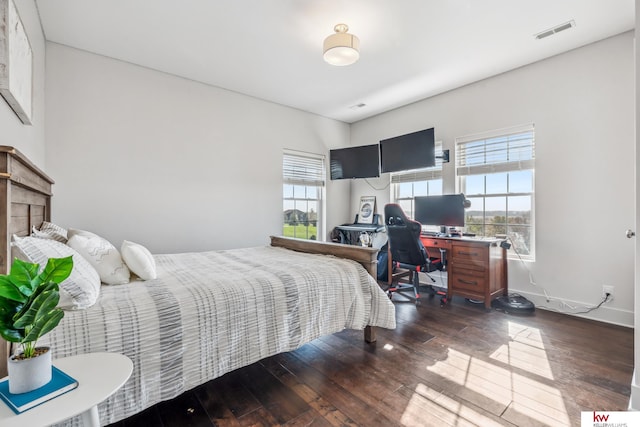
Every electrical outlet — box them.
[602,285,615,300]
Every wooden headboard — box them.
[0,146,54,376]
[0,146,54,274]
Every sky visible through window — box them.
[465,170,533,210]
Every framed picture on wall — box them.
[0,0,33,125]
[358,196,376,224]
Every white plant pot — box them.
[7,347,52,394]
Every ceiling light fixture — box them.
[323,23,360,66]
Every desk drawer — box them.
[421,238,451,250]
[451,244,488,266]
[450,268,487,293]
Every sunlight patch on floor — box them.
[489,321,554,379]
[417,321,570,426]
[400,383,508,426]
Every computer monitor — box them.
[414,194,466,233]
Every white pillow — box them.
[67,228,100,239]
[121,240,157,280]
[11,236,101,310]
[67,231,130,285]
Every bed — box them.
[0,146,396,426]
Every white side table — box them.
[0,352,133,427]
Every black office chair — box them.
[384,203,446,305]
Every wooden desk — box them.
[421,235,508,309]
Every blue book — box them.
[0,366,79,414]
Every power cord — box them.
[504,235,611,314]
[434,268,447,289]
[504,235,553,301]
[538,293,611,314]
[572,292,611,314]
[363,178,391,191]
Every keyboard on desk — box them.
[346,223,377,228]
[421,231,476,238]
[421,232,458,238]
[336,223,385,232]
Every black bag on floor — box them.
[377,242,389,281]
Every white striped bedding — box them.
[41,245,396,426]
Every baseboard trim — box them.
[509,289,633,328]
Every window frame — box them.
[455,124,535,260]
[282,150,326,241]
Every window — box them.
[391,142,444,219]
[456,124,535,259]
[283,150,325,241]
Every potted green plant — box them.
[0,256,72,394]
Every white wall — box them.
[45,43,352,254]
[351,32,635,326]
[0,0,45,166]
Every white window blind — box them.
[391,142,443,184]
[456,124,535,176]
[283,151,325,186]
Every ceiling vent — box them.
[534,20,575,40]
[349,103,367,110]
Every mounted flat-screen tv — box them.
[379,127,436,173]
[330,144,380,180]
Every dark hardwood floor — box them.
[107,294,633,427]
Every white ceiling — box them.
[35,0,634,123]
